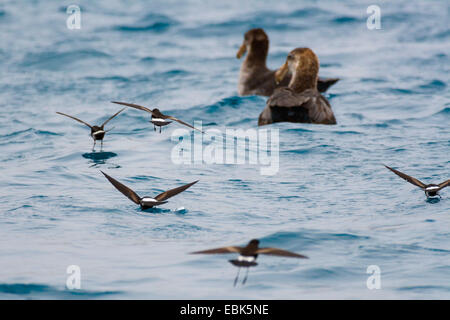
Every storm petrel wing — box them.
[384,165,426,189]
[111,101,154,115]
[101,108,126,128]
[191,246,243,254]
[256,247,308,258]
[154,180,199,201]
[56,112,93,129]
[101,171,141,205]
[437,179,450,191]
[165,115,204,133]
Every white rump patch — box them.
[237,255,256,263]
[141,197,157,202]
[426,186,439,191]
[152,118,167,123]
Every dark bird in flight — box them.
[384,165,449,198]
[56,108,125,150]
[111,101,203,133]
[191,239,308,286]
[101,171,198,210]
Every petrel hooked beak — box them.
[236,43,247,59]
[275,60,289,84]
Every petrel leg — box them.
[233,268,241,287]
[242,268,249,285]
[92,140,96,151]
[154,125,156,132]
[159,126,162,133]
[100,140,103,151]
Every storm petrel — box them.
[384,165,449,198]
[101,171,198,210]
[56,108,125,150]
[111,101,203,133]
[191,239,308,286]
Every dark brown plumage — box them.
[101,171,198,210]
[384,165,449,198]
[191,239,307,286]
[191,239,308,258]
[56,108,125,150]
[258,48,337,126]
[111,101,203,133]
[237,28,339,96]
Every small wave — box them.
[289,7,331,18]
[57,5,87,13]
[0,128,33,139]
[131,175,162,181]
[0,128,61,140]
[331,16,360,24]
[301,267,345,280]
[417,79,447,92]
[285,144,341,155]
[114,14,177,33]
[194,7,332,35]
[34,130,61,136]
[433,106,450,116]
[332,130,362,135]
[387,88,415,95]
[201,95,264,114]
[360,78,387,84]
[140,56,156,63]
[84,75,130,83]
[361,122,393,129]
[261,230,370,249]
[320,63,342,68]
[397,285,450,293]
[7,205,33,212]
[403,28,450,42]
[115,22,172,32]
[158,69,190,77]
[346,113,365,121]
[278,195,301,200]
[21,50,110,70]
[285,127,315,133]
[0,283,121,299]
[184,10,309,37]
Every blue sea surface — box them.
[0,0,449,299]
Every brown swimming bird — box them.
[191,239,307,286]
[237,28,339,96]
[111,101,203,133]
[384,165,449,199]
[101,171,198,210]
[258,48,337,126]
[56,108,125,150]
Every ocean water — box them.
[0,0,449,299]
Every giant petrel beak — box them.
[236,43,247,59]
[275,60,289,84]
